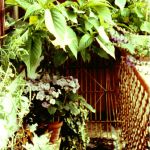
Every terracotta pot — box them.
[48,121,63,143]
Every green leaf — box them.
[66,27,78,58]
[45,8,67,45]
[94,6,112,23]
[22,34,43,79]
[96,37,115,59]
[66,10,78,23]
[84,17,99,32]
[5,0,18,5]
[79,33,94,51]
[134,7,144,18]
[97,26,109,43]
[53,50,68,67]
[69,103,80,116]
[97,49,110,59]
[15,0,32,9]
[121,43,135,54]
[37,0,49,6]
[48,107,57,115]
[80,97,95,113]
[115,0,126,10]
[80,49,91,62]
[121,8,130,17]
[140,21,150,33]
[86,0,111,8]
[24,2,42,20]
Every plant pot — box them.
[48,121,63,143]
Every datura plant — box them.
[3,0,150,79]
[3,0,117,79]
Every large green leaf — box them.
[45,8,67,48]
[45,9,78,58]
[66,27,78,58]
[22,35,43,79]
[115,0,126,10]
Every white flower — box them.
[58,89,61,94]
[45,95,50,101]
[64,86,69,92]
[36,91,45,100]
[43,83,50,90]
[56,78,67,87]
[52,91,59,98]
[50,99,55,105]
[69,80,76,88]
[31,85,39,91]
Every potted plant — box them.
[23,72,95,145]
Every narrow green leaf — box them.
[96,37,115,59]
[66,27,78,58]
[140,21,150,33]
[22,35,43,79]
[53,50,68,67]
[79,33,94,51]
[87,17,99,29]
[115,0,126,10]
[80,49,91,62]
[97,26,109,43]
[97,49,110,59]
[5,0,18,5]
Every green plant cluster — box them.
[109,0,150,57]
[0,64,30,149]
[2,0,149,79]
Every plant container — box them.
[48,121,63,143]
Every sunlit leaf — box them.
[140,21,150,33]
[115,0,126,10]
[79,33,94,51]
